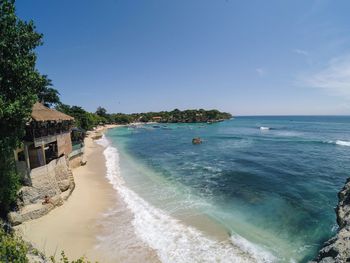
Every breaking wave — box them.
[323,140,350,147]
[98,135,277,263]
[334,140,350,147]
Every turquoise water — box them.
[105,116,350,262]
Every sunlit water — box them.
[103,116,350,262]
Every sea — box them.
[99,116,350,263]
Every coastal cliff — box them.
[313,178,350,262]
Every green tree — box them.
[55,103,72,115]
[95,106,107,118]
[0,0,49,215]
[56,104,104,130]
[38,77,61,107]
[95,106,109,124]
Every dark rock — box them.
[313,179,350,262]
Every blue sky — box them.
[16,0,350,115]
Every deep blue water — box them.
[107,116,350,262]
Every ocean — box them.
[101,116,350,262]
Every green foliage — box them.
[110,113,133,124]
[37,77,61,108]
[95,106,107,118]
[56,104,89,130]
[0,148,19,215]
[0,227,29,263]
[0,0,42,148]
[124,109,232,123]
[94,108,232,125]
[50,251,95,263]
[0,0,55,215]
[56,104,106,130]
[57,103,232,129]
[0,227,96,263]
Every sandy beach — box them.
[16,125,159,262]
[14,124,230,263]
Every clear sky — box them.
[16,0,350,115]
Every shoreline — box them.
[98,126,276,263]
[16,126,116,261]
[15,124,159,262]
[16,122,283,262]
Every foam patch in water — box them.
[335,140,350,147]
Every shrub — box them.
[50,251,95,263]
[0,227,29,263]
[0,226,95,263]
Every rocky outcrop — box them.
[8,156,75,226]
[312,178,350,263]
[69,153,85,169]
[91,132,103,140]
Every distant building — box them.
[14,102,75,178]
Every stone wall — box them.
[8,156,75,226]
[57,132,73,156]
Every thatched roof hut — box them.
[31,102,74,122]
[20,103,75,170]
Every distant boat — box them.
[260,126,270,130]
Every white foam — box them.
[260,127,270,131]
[335,140,350,147]
[326,140,350,147]
[274,131,302,137]
[96,134,110,147]
[230,235,276,263]
[101,137,277,263]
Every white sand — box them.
[16,126,159,262]
[16,136,114,261]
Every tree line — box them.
[56,105,232,131]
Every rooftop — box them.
[31,102,74,122]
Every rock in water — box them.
[192,137,202,144]
[312,178,350,262]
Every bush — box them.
[0,147,20,216]
[0,226,96,263]
[0,227,29,263]
[50,251,95,263]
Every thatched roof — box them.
[31,102,74,122]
